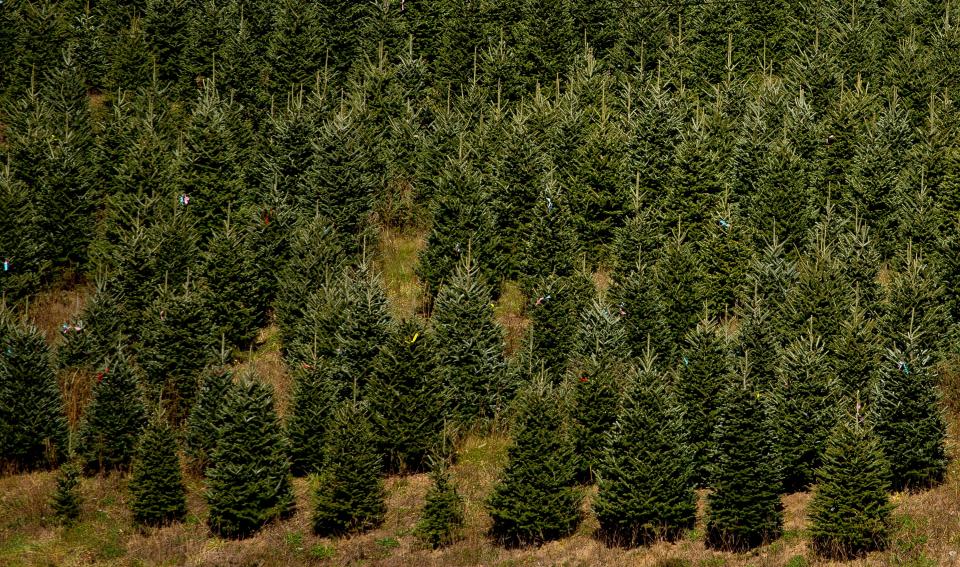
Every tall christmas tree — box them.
[335,262,393,397]
[0,315,68,471]
[129,409,188,526]
[593,352,697,546]
[487,377,582,547]
[312,401,387,537]
[206,374,295,538]
[185,365,233,473]
[286,357,340,476]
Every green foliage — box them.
[655,229,706,360]
[613,264,669,361]
[520,180,580,294]
[51,461,82,524]
[76,351,147,474]
[415,460,466,549]
[129,411,188,526]
[432,256,510,424]
[335,263,393,396]
[58,279,129,372]
[705,376,783,551]
[185,366,232,473]
[828,299,883,402]
[201,220,266,349]
[882,244,950,355]
[522,271,594,381]
[286,359,340,477]
[487,378,582,547]
[0,165,50,301]
[809,412,893,559]
[0,316,68,471]
[870,344,948,491]
[593,356,696,546]
[312,401,387,537]
[206,375,295,539]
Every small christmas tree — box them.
[286,358,340,476]
[366,320,447,474]
[185,365,233,473]
[870,342,948,491]
[808,408,893,559]
[655,227,706,360]
[432,255,510,424]
[487,377,582,547]
[828,296,884,401]
[593,351,697,546]
[415,458,466,549]
[0,316,68,471]
[882,243,950,355]
[522,270,595,382]
[674,320,730,484]
[519,181,579,294]
[51,461,83,524]
[335,262,393,396]
[769,330,837,492]
[205,374,295,538]
[76,350,147,474]
[129,409,188,526]
[705,371,783,551]
[57,278,129,372]
[312,401,387,537]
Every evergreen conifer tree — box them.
[883,243,950,355]
[0,316,68,471]
[522,271,594,382]
[129,410,188,526]
[808,410,893,559]
[655,227,705,360]
[593,353,697,546]
[0,164,50,301]
[286,358,340,477]
[487,377,582,547]
[185,366,233,472]
[734,293,781,392]
[76,351,147,473]
[312,401,387,536]
[201,219,266,349]
[57,279,129,372]
[206,374,295,538]
[519,181,580,293]
[51,461,82,524]
[870,342,948,491]
[828,298,884,401]
[613,263,669,361]
[697,200,753,316]
[415,459,466,549]
[432,256,510,424]
[705,371,783,551]
[335,263,393,396]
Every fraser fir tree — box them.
[697,200,753,316]
[613,263,669,361]
[734,293,781,392]
[808,410,892,559]
[51,461,83,524]
[201,219,266,349]
[265,0,326,97]
[432,256,510,424]
[335,263,393,396]
[870,342,948,491]
[522,271,594,382]
[655,227,705,360]
[312,401,387,537]
[185,366,233,472]
[0,164,50,301]
[520,181,580,293]
[76,351,147,473]
[705,372,784,551]
[0,317,68,471]
[593,353,697,546]
[675,320,730,484]
[415,459,466,549]
[367,320,446,474]
[58,279,129,372]
[828,298,884,401]
[129,410,188,526]
[206,375,295,539]
[883,243,949,355]
[769,331,837,492]
[781,231,851,345]
[286,358,340,477]
[487,378,582,547]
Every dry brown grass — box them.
[377,225,428,321]
[495,280,529,355]
[22,284,91,346]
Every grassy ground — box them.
[5,231,960,566]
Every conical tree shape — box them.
[51,461,82,524]
[734,292,781,392]
[0,315,68,471]
[655,227,705,360]
[568,298,629,482]
[286,358,340,477]
[367,320,446,474]
[415,458,466,549]
[828,297,883,402]
[808,410,893,559]
[284,279,349,370]
[487,377,582,547]
[520,181,579,294]
[593,353,696,547]
[869,341,948,491]
[613,263,669,361]
[0,164,50,301]
[674,320,730,484]
[76,351,147,474]
[781,232,851,345]
[882,243,950,355]
[522,271,595,382]
[205,374,295,538]
[312,401,387,537]
[129,410,188,526]
[335,263,393,395]
[432,256,510,424]
[769,331,837,492]
[705,371,784,551]
[185,366,233,473]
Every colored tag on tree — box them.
[2,259,8,272]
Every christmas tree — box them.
[415,458,466,549]
[487,377,582,547]
[286,358,340,477]
[593,352,696,546]
[312,401,387,537]
[76,350,147,474]
[129,409,188,526]
[705,371,784,551]
[206,374,295,539]
[0,316,68,471]
[51,461,83,524]
[57,278,129,372]
[808,409,893,559]
[334,262,393,397]
[185,365,233,473]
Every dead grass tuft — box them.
[377,226,428,320]
[23,285,91,346]
[495,280,529,356]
